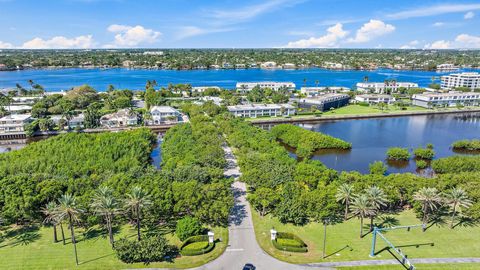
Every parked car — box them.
[242,263,256,270]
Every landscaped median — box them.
[180,235,215,256]
[271,231,308,253]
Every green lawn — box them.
[321,104,429,115]
[0,224,228,269]
[252,209,480,265]
[339,263,480,270]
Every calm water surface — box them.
[271,113,480,174]
[0,68,468,91]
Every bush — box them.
[176,216,203,241]
[452,139,480,151]
[369,161,387,175]
[386,147,410,161]
[432,155,480,174]
[179,235,215,256]
[414,148,435,160]
[114,235,177,264]
[416,160,428,169]
[272,232,308,253]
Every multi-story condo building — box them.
[412,92,480,108]
[236,82,296,92]
[440,72,480,90]
[149,106,182,124]
[295,93,350,111]
[355,94,396,104]
[436,63,459,72]
[0,114,33,134]
[227,104,296,118]
[300,87,350,97]
[356,82,418,93]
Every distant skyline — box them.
[0,0,479,49]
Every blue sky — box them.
[0,0,479,49]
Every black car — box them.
[242,263,256,270]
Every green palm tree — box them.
[444,188,473,229]
[91,187,121,247]
[366,186,388,231]
[41,201,59,243]
[54,194,82,265]
[125,186,152,241]
[413,187,442,228]
[350,194,375,238]
[336,183,355,220]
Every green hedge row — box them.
[179,235,215,256]
[272,232,308,253]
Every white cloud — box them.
[175,26,234,40]
[455,34,480,48]
[464,11,475,19]
[400,40,419,49]
[432,22,445,27]
[424,40,451,49]
[106,24,161,47]
[386,4,480,20]
[348,20,395,43]
[0,41,14,49]
[286,30,316,37]
[21,35,95,49]
[284,23,348,48]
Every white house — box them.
[192,86,221,94]
[236,81,296,92]
[0,114,33,134]
[100,109,138,128]
[355,94,396,104]
[69,114,85,129]
[440,72,480,90]
[260,61,277,69]
[227,104,296,118]
[300,87,351,97]
[412,92,480,108]
[436,64,459,72]
[149,106,182,125]
[282,63,296,69]
[356,82,418,93]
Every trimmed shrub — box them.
[176,216,203,241]
[432,155,480,174]
[414,148,435,160]
[179,235,215,256]
[272,232,308,253]
[452,139,480,151]
[386,147,410,161]
[114,235,177,264]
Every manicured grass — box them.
[252,209,480,264]
[0,224,228,269]
[277,238,303,247]
[322,104,429,115]
[183,241,209,250]
[339,263,480,270]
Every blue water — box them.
[0,68,465,91]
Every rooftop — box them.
[0,114,32,121]
[150,106,180,113]
[227,103,295,111]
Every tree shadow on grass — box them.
[452,217,478,229]
[0,225,40,248]
[79,253,115,266]
[323,245,353,259]
[377,216,400,230]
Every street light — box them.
[322,218,330,259]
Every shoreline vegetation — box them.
[270,124,351,158]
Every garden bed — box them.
[272,232,308,253]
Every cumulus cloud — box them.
[455,34,480,48]
[21,35,95,49]
[283,23,348,48]
[348,20,395,43]
[400,40,419,49]
[0,41,14,49]
[106,24,161,47]
[464,11,475,19]
[424,40,451,49]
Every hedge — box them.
[179,235,215,256]
[272,232,308,253]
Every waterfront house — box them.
[192,86,221,94]
[0,114,33,134]
[440,72,480,90]
[356,82,418,93]
[68,114,85,129]
[355,94,396,104]
[282,63,296,69]
[149,106,182,125]
[295,93,350,111]
[260,61,277,69]
[227,104,296,118]
[412,92,480,108]
[236,81,296,93]
[436,64,459,72]
[100,109,138,128]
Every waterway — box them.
[262,113,480,174]
[0,68,469,91]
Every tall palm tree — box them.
[413,187,442,228]
[444,188,473,228]
[91,187,121,247]
[54,194,82,265]
[124,186,152,241]
[41,201,59,243]
[350,194,375,238]
[336,184,355,220]
[366,186,388,231]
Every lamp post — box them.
[322,218,330,259]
